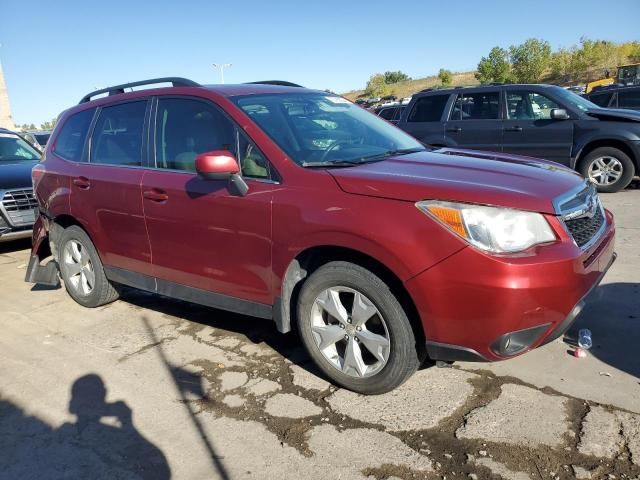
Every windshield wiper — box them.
[360,147,427,161]
[301,159,368,168]
[301,148,427,168]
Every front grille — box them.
[556,183,606,249]
[564,206,605,248]
[1,189,38,227]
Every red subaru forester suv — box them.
[26,78,616,394]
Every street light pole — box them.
[212,63,232,84]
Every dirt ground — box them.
[1,188,639,480]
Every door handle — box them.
[73,176,91,189]
[143,189,168,202]
[446,127,462,133]
[504,126,523,132]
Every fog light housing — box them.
[490,323,551,357]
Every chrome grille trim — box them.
[553,181,607,251]
[0,189,38,227]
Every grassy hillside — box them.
[342,71,478,100]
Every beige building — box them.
[0,61,15,130]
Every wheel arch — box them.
[273,245,426,358]
[573,138,638,172]
[49,214,98,262]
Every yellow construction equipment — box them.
[586,63,640,93]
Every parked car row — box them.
[373,104,406,124]
[584,85,640,111]
[22,130,53,151]
[25,77,616,394]
[0,128,41,242]
[395,83,640,193]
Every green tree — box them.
[509,38,551,83]
[383,71,410,84]
[437,68,452,86]
[549,48,573,78]
[475,47,511,84]
[40,118,57,130]
[365,73,390,97]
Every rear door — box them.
[502,89,574,165]
[69,100,153,277]
[141,96,274,307]
[400,94,449,145]
[444,89,502,151]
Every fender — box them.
[571,131,640,169]
[274,230,416,294]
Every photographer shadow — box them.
[1,374,171,479]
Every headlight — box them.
[416,200,556,253]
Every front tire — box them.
[579,147,635,193]
[297,261,419,394]
[58,226,119,308]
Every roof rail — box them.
[246,80,304,87]
[79,77,201,104]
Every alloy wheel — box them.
[588,156,623,186]
[63,240,95,296]
[310,286,390,378]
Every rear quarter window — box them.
[53,109,95,162]
[408,95,449,122]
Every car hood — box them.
[329,149,585,214]
[586,107,640,122]
[0,161,38,191]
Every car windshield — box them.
[233,93,425,166]
[551,87,599,112]
[0,133,41,162]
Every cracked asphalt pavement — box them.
[1,188,639,480]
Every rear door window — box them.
[408,95,449,122]
[450,91,500,120]
[90,102,147,166]
[53,108,95,162]
[618,90,640,109]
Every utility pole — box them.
[212,63,232,84]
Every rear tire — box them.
[58,226,119,308]
[297,261,419,394]
[579,147,635,193]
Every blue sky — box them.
[2,0,639,125]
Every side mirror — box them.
[195,150,248,196]
[195,150,240,180]
[550,108,570,120]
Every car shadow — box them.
[564,282,640,379]
[0,237,31,254]
[0,374,171,479]
[121,287,307,364]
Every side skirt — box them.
[104,266,273,320]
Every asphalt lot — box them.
[1,188,639,480]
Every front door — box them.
[141,97,274,307]
[502,89,574,165]
[444,90,502,152]
[69,100,153,277]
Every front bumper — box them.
[0,228,33,242]
[406,209,616,362]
